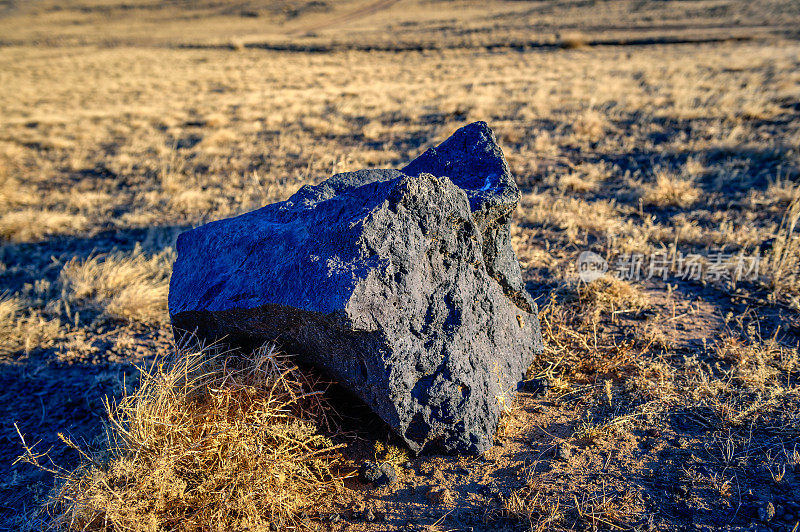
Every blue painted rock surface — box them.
[169,122,543,454]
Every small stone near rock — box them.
[360,460,382,483]
[378,462,397,485]
[519,378,550,397]
[555,443,572,461]
[758,501,776,522]
[360,460,397,486]
[426,487,454,505]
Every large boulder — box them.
[169,122,543,454]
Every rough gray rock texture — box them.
[169,122,543,454]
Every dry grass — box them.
[715,330,798,391]
[59,245,175,325]
[520,278,800,530]
[0,294,61,357]
[2,1,800,529]
[17,344,346,531]
[764,195,800,306]
[0,210,89,243]
[579,276,651,318]
[639,170,701,208]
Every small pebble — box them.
[360,460,396,486]
[556,443,572,461]
[360,460,382,483]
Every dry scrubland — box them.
[1,0,800,530]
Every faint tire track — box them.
[288,0,402,36]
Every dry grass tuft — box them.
[714,331,797,391]
[639,170,701,208]
[169,188,216,214]
[0,174,39,210]
[18,344,346,531]
[764,195,800,305]
[572,110,607,140]
[59,245,175,325]
[0,294,61,357]
[766,177,800,206]
[556,172,600,193]
[0,210,89,243]
[579,276,651,319]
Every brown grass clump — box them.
[0,175,38,210]
[579,276,651,320]
[765,177,800,206]
[764,195,800,306]
[639,171,701,208]
[59,245,175,325]
[18,344,346,531]
[556,172,599,193]
[169,188,216,214]
[0,294,61,357]
[714,332,796,391]
[0,210,89,243]
[572,110,607,141]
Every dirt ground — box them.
[1,1,799,530]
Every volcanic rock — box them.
[169,121,543,453]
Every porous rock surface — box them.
[169,122,543,454]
